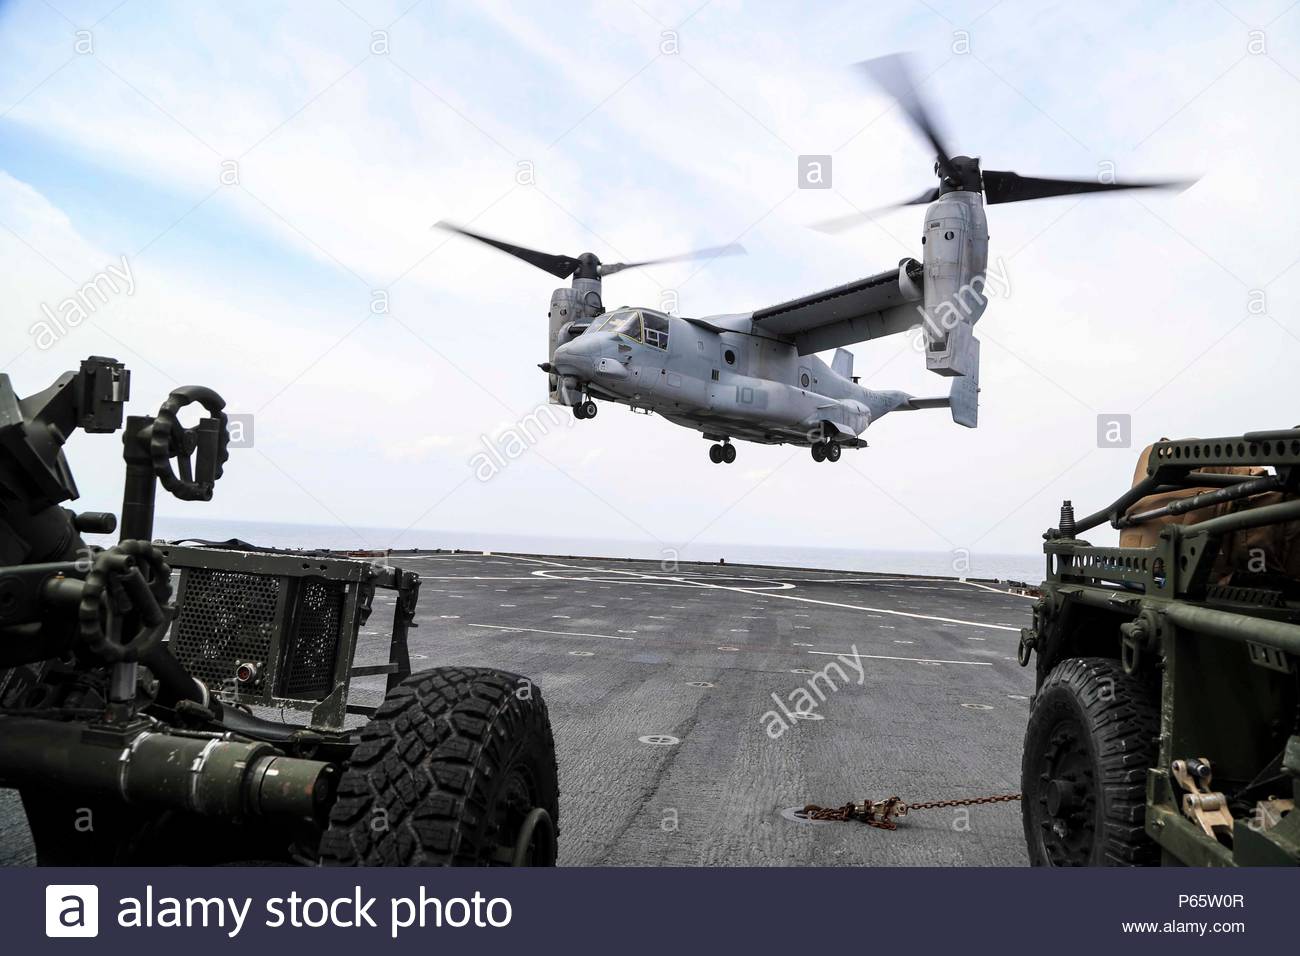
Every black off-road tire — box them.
[1022,657,1160,866]
[319,667,559,866]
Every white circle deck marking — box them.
[639,734,679,746]
[569,650,595,657]
[686,681,715,688]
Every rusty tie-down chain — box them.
[801,793,1021,830]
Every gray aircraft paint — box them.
[548,190,986,450]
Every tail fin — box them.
[949,338,979,428]
[831,348,854,380]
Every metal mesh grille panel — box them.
[280,579,345,699]
[171,568,280,694]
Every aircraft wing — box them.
[751,259,923,356]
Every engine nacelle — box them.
[919,191,988,378]
[547,277,604,404]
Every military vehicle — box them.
[0,356,558,866]
[1018,430,1300,866]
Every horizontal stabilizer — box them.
[904,396,949,411]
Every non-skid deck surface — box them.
[0,552,1036,866]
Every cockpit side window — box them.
[644,313,669,350]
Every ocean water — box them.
[144,516,1045,584]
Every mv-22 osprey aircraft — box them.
[438,55,1190,464]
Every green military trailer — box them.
[1019,430,1300,866]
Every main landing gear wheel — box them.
[811,441,842,463]
[574,400,597,420]
[709,443,736,464]
[1021,657,1159,867]
[319,666,560,866]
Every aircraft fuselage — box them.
[550,309,910,447]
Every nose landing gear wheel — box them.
[722,443,736,464]
[709,444,723,464]
[811,442,826,462]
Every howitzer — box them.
[0,358,558,866]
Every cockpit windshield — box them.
[597,309,642,342]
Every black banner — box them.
[16,866,1279,952]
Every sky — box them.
[1,0,1298,571]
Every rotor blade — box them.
[857,53,956,180]
[433,221,581,279]
[981,170,1196,205]
[598,243,746,277]
[809,187,941,234]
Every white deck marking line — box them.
[491,555,1018,632]
[784,577,955,584]
[492,554,593,569]
[960,580,1037,600]
[689,581,1019,632]
[807,650,992,666]
[467,623,634,641]
[418,576,548,581]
